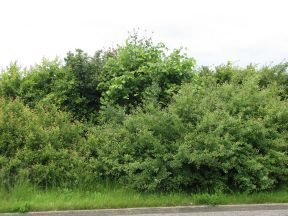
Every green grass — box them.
[1,184,288,213]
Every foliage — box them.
[86,106,184,191]
[99,33,195,110]
[0,34,287,194]
[0,98,93,188]
[170,77,288,192]
[19,59,63,107]
[0,63,22,99]
[87,74,288,192]
[55,49,104,121]
[200,62,288,98]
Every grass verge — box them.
[1,184,288,213]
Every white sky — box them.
[0,0,287,69]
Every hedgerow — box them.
[86,75,288,192]
[0,33,287,193]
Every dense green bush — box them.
[19,53,104,122]
[86,74,288,192]
[200,62,288,98]
[170,77,288,192]
[0,63,22,99]
[19,59,64,107]
[86,106,185,191]
[55,49,105,121]
[0,34,287,193]
[0,98,95,188]
[99,34,195,110]
[0,34,195,121]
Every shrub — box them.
[0,63,22,99]
[0,98,94,188]
[0,36,287,194]
[87,73,288,192]
[170,76,288,192]
[99,33,195,110]
[86,106,185,191]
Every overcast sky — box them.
[0,0,287,69]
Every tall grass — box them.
[1,184,288,213]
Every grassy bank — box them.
[1,184,288,213]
